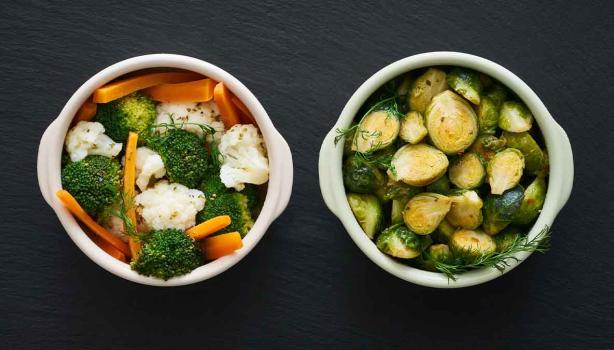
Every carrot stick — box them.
[75,98,97,122]
[230,95,256,125]
[201,232,243,260]
[123,132,140,259]
[186,215,231,240]
[213,82,241,128]
[93,71,204,103]
[56,190,131,257]
[144,79,216,103]
[91,234,127,262]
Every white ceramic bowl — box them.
[38,54,293,286]
[319,51,573,288]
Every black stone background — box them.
[2,1,613,349]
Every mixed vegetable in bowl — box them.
[57,71,269,280]
[337,67,551,279]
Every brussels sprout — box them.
[477,95,499,134]
[425,175,451,194]
[403,193,452,235]
[498,101,533,132]
[446,190,484,229]
[446,68,483,105]
[399,111,428,144]
[389,144,449,186]
[512,177,547,225]
[352,110,400,153]
[494,226,523,253]
[376,224,430,259]
[382,181,422,202]
[343,155,387,193]
[487,148,525,195]
[347,193,383,239]
[408,68,448,113]
[420,244,453,271]
[450,229,496,260]
[343,124,357,156]
[396,75,413,96]
[482,186,524,235]
[501,131,546,175]
[448,153,485,190]
[391,197,410,224]
[484,85,508,107]
[433,219,456,244]
[425,90,479,155]
[469,134,507,161]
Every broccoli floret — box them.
[241,184,259,212]
[61,155,121,215]
[94,92,156,142]
[199,166,230,200]
[197,192,254,237]
[131,229,203,280]
[146,129,209,188]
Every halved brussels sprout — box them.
[343,154,387,194]
[352,110,400,153]
[482,186,524,235]
[391,197,410,224]
[420,244,453,271]
[477,95,499,135]
[425,175,451,194]
[390,144,449,186]
[501,131,546,175]
[484,85,508,107]
[450,229,496,260]
[399,111,428,144]
[403,193,452,235]
[382,180,422,202]
[494,226,523,253]
[347,193,382,239]
[433,219,456,244]
[446,68,483,105]
[425,90,479,155]
[498,101,533,132]
[376,224,429,259]
[446,190,484,229]
[469,134,507,161]
[487,148,525,194]
[408,68,448,113]
[448,153,485,189]
[513,177,547,225]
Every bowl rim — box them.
[38,54,293,286]
[319,51,573,288]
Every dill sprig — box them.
[99,193,146,241]
[431,226,551,281]
[150,113,217,137]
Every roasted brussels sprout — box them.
[477,95,499,134]
[513,177,546,225]
[433,219,456,244]
[391,197,409,224]
[494,226,523,252]
[352,110,400,153]
[399,111,428,144]
[484,85,508,107]
[469,134,507,161]
[343,155,386,193]
[403,193,452,235]
[343,124,357,156]
[498,101,533,132]
[425,175,451,194]
[376,224,431,259]
[447,68,483,105]
[396,75,413,96]
[501,131,546,175]
[408,68,448,113]
[347,193,382,239]
[482,186,524,235]
[448,153,485,190]
[450,229,496,260]
[487,148,525,194]
[425,90,479,154]
[382,180,422,201]
[390,144,449,186]
[446,190,484,229]
[368,146,397,171]
[420,244,453,271]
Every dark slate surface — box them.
[1,1,613,349]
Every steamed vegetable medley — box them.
[338,67,550,279]
[57,71,269,280]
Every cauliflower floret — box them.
[135,147,166,191]
[155,101,225,141]
[65,121,122,162]
[134,181,205,231]
[219,124,269,191]
[103,214,128,242]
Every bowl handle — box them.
[554,123,574,215]
[37,119,61,206]
[271,132,293,219]
[319,128,342,218]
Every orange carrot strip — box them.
[93,71,204,103]
[213,82,241,128]
[201,232,243,260]
[230,95,256,125]
[123,132,140,259]
[186,215,231,240]
[75,99,97,122]
[56,190,131,257]
[144,79,216,103]
[91,235,127,262]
